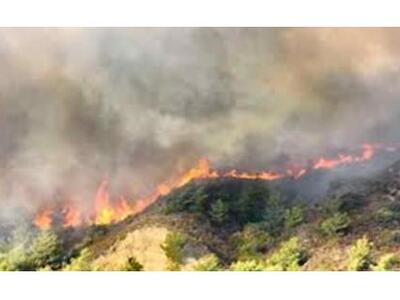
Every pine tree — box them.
[210,199,229,225]
[30,230,60,269]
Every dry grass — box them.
[94,226,170,271]
[303,243,349,271]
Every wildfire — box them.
[312,144,376,170]
[222,169,283,180]
[62,205,82,228]
[33,208,52,230]
[89,180,146,225]
[32,143,399,230]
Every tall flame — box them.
[62,205,82,228]
[33,143,398,230]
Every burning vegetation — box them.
[32,143,399,230]
[3,142,400,271]
[3,29,400,271]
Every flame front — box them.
[33,208,52,230]
[62,205,82,228]
[312,144,376,170]
[32,143,398,230]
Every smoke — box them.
[1,28,400,221]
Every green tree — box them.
[261,191,286,236]
[230,224,270,260]
[285,205,305,229]
[30,230,60,269]
[210,199,229,225]
[190,188,208,213]
[347,236,374,271]
[161,232,186,271]
[320,212,350,237]
[0,224,41,271]
[265,237,308,271]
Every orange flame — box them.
[312,144,376,170]
[222,169,283,180]
[33,143,398,230]
[176,158,218,187]
[62,205,82,228]
[94,180,134,225]
[33,208,52,230]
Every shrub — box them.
[373,253,400,271]
[265,237,308,271]
[165,186,208,214]
[0,255,8,271]
[161,232,186,270]
[192,254,222,271]
[0,223,35,271]
[230,224,270,260]
[284,205,305,229]
[0,245,32,271]
[166,261,181,271]
[230,260,265,271]
[390,230,400,244]
[337,194,365,213]
[123,256,144,271]
[320,212,350,237]
[37,265,53,271]
[64,248,94,271]
[375,207,399,224]
[347,236,374,271]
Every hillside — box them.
[3,159,400,271]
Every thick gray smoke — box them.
[1,28,400,220]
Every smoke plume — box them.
[1,28,400,222]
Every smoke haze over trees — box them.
[1,28,400,219]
